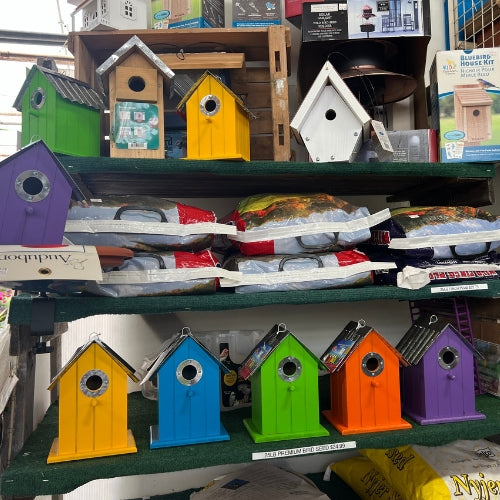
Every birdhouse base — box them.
[47,429,137,463]
[243,418,329,443]
[149,423,230,449]
[403,408,486,426]
[322,410,412,436]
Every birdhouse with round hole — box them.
[321,319,411,435]
[96,35,175,159]
[141,327,230,448]
[47,334,139,463]
[177,71,252,161]
[239,323,329,443]
[396,313,486,425]
[290,60,371,163]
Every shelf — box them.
[58,156,497,206]
[1,389,498,497]
[8,280,500,326]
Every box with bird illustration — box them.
[232,0,281,27]
[430,47,500,163]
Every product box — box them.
[294,0,430,40]
[165,129,187,159]
[151,0,224,29]
[356,129,438,163]
[232,0,281,27]
[430,48,500,163]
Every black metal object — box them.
[30,293,55,354]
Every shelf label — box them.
[431,283,489,294]
[251,441,356,461]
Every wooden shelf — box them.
[58,156,497,206]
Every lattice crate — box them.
[70,0,149,31]
[447,0,500,49]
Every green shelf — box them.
[1,389,498,497]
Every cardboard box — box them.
[356,129,438,163]
[151,0,224,29]
[296,0,430,40]
[232,0,281,27]
[430,48,500,163]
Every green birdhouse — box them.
[14,64,105,157]
[239,323,329,443]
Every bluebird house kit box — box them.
[430,47,500,162]
[321,319,411,435]
[47,334,139,463]
[141,328,230,448]
[397,314,486,425]
[232,0,282,28]
[13,65,105,157]
[151,0,225,29]
[239,323,329,443]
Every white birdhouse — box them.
[291,61,371,163]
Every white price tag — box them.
[431,283,489,293]
[252,441,356,461]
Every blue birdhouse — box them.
[141,327,230,448]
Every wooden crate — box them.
[68,27,291,161]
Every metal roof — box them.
[13,64,105,111]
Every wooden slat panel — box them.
[159,52,245,69]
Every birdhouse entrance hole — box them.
[15,170,50,202]
[176,359,203,386]
[438,346,459,370]
[325,109,337,121]
[362,352,384,377]
[128,76,146,93]
[200,95,221,117]
[80,369,109,397]
[30,87,46,110]
[278,356,302,383]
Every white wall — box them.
[33,1,500,499]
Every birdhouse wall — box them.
[328,333,404,430]
[0,145,74,244]
[249,336,321,436]
[454,86,493,144]
[57,343,130,456]
[184,80,250,160]
[155,339,223,443]
[109,52,165,159]
[403,330,478,420]
[20,72,101,156]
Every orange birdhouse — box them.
[47,334,139,463]
[320,320,411,435]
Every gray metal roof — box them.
[13,64,105,111]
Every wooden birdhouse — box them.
[321,320,411,435]
[13,64,105,156]
[396,313,486,425]
[290,61,371,163]
[239,323,329,443]
[0,140,85,245]
[96,35,175,159]
[454,84,493,146]
[141,327,230,448]
[177,71,252,161]
[47,334,139,463]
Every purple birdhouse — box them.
[397,313,486,425]
[0,140,85,245]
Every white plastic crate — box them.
[71,0,149,31]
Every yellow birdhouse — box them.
[47,334,139,463]
[96,35,175,159]
[177,71,251,161]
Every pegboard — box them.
[447,0,500,49]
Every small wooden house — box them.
[47,334,139,463]
[239,323,329,443]
[0,140,85,245]
[13,64,105,156]
[177,71,252,161]
[290,61,371,163]
[96,35,175,159]
[141,328,230,448]
[321,320,411,435]
[397,313,486,425]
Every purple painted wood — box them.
[401,324,485,425]
[0,140,82,245]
